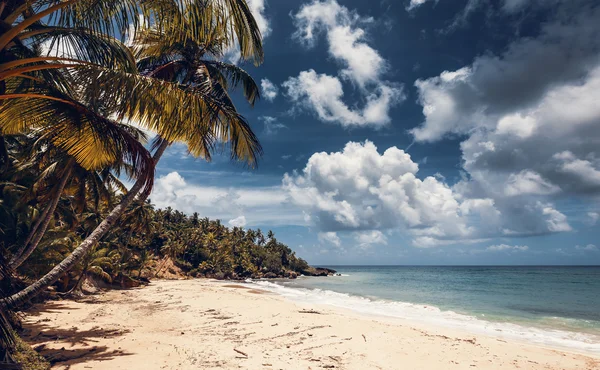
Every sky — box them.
[149,0,600,265]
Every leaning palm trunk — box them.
[0,254,16,363]
[12,202,51,262]
[10,163,74,269]
[2,142,167,309]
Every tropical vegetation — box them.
[0,140,315,287]
[0,0,322,366]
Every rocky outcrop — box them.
[301,267,337,277]
[183,266,335,280]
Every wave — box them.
[244,279,600,354]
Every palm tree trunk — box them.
[2,142,168,309]
[10,163,74,269]
[9,202,51,266]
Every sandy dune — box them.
[20,279,600,369]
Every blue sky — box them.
[149,0,600,265]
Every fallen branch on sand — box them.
[298,309,321,314]
[234,348,248,358]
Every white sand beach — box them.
[20,279,600,370]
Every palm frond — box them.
[23,26,137,72]
[0,88,156,194]
[202,60,259,105]
[46,0,140,40]
[74,66,262,166]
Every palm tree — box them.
[1,0,264,308]
[8,123,148,270]
[9,160,74,269]
[0,0,263,88]
[0,249,16,362]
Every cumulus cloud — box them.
[486,244,529,252]
[456,63,600,198]
[402,3,599,243]
[553,151,600,189]
[228,215,247,228]
[261,78,278,101]
[284,70,402,128]
[411,4,600,143]
[283,141,570,247]
[150,171,303,226]
[354,230,388,249]
[284,0,403,128]
[318,232,341,247]
[504,170,560,196]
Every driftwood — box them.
[233,348,248,357]
[298,309,321,314]
[362,334,367,342]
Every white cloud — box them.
[224,0,271,63]
[486,244,529,252]
[407,0,432,11]
[150,171,303,226]
[247,0,271,38]
[284,0,403,128]
[354,230,387,249]
[504,170,560,196]
[407,0,562,14]
[318,232,341,247]
[540,203,572,232]
[293,0,382,88]
[284,70,402,128]
[411,6,600,143]
[228,215,247,228]
[283,141,570,247]
[575,244,598,252]
[261,116,287,136]
[586,212,599,226]
[554,151,600,188]
[261,78,278,101]
[405,4,598,241]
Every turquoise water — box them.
[246,266,600,353]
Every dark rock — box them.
[263,272,278,279]
[115,274,140,288]
[301,267,337,277]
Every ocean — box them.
[245,266,600,354]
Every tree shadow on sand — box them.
[20,302,82,318]
[20,317,133,367]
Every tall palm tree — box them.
[9,159,74,269]
[0,0,263,86]
[8,123,146,270]
[1,0,264,308]
[0,250,16,363]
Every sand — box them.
[20,279,600,370]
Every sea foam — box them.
[244,279,600,354]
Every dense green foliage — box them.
[128,207,311,279]
[1,0,266,312]
[0,0,318,362]
[1,136,311,290]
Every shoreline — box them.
[20,279,600,369]
[246,278,600,357]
